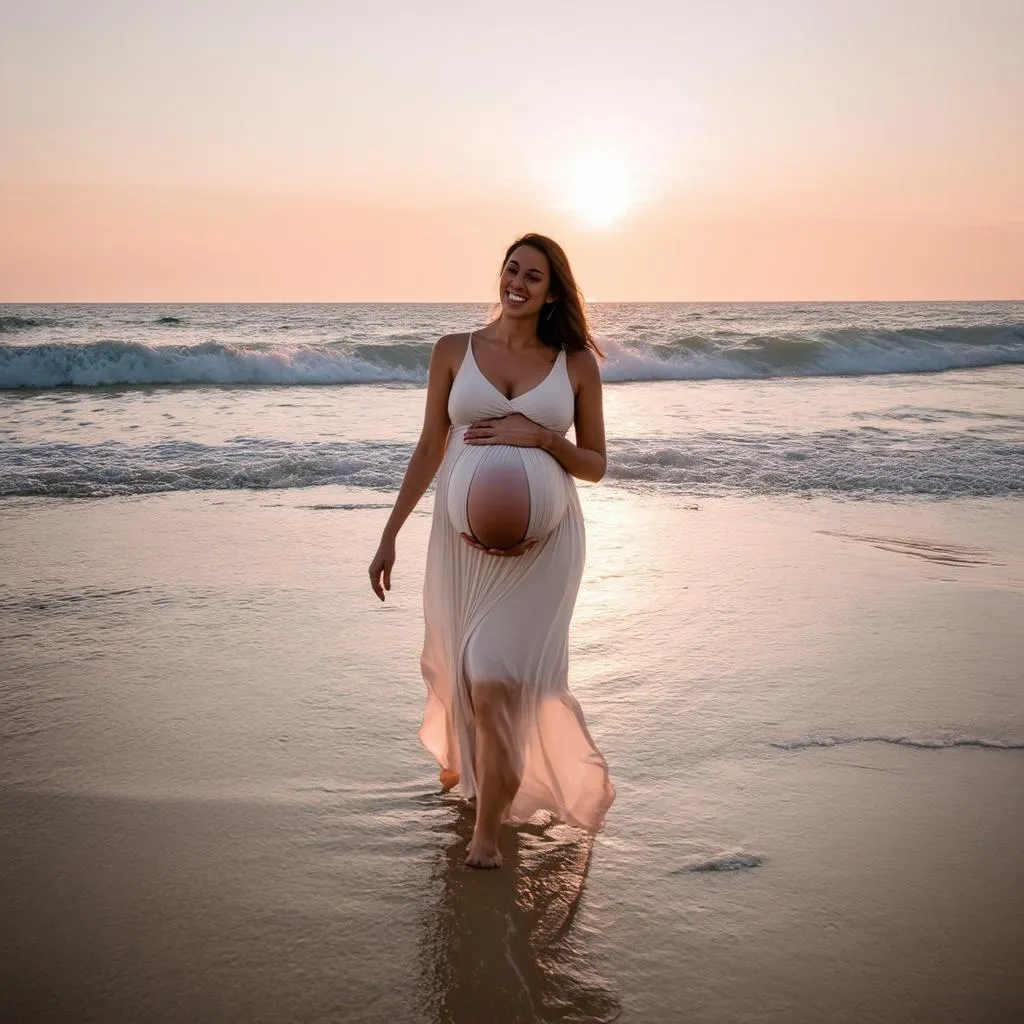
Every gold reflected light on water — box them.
[576,490,669,632]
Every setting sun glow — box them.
[566,152,636,228]
[0,2,1021,300]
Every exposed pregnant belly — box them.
[446,443,571,550]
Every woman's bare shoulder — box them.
[565,346,599,368]
[435,332,469,351]
[432,333,470,371]
[565,346,601,389]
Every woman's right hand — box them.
[369,538,396,601]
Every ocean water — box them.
[2,302,1024,1022]
[2,300,1023,500]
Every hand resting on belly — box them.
[447,444,570,556]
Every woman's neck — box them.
[491,315,543,352]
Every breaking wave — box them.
[2,322,1023,389]
[0,315,47,333]
[0,340,427,389]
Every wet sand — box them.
[2,487,1022,1022]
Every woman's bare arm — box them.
[540,348,606,483]
[369,335,459,599]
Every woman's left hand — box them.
[464,412,550,448]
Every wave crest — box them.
[2,321,1023,389]
[0,315,46,333]
[0,340,429,389]
[601,323,1024,382]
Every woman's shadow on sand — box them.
[417,799,620,1024]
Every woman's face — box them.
[499,246,554,319]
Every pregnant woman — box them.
[368,233,614,867]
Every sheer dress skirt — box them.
[418,335,614,830]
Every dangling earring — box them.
[544,303,555,322]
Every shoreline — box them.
[2,485,1022,1021]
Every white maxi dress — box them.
[419,333,615,830]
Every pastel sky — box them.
[1,0,1021,301]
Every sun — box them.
[566,152,636,227]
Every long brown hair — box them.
[489,233,604,358]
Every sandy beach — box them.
[3,482,1022,1022]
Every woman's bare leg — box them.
[466,682,522,868]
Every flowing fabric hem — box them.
[418,688,615,833]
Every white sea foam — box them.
[3,429,1022,498]
[3,304,1022,500]
[2,320,1023,389]
[772,733,1024,750]
[0,341,426,389]
[604,433,1024,497]
[0,440,413,498]
[600,325,1024,383]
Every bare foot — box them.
[439,768,460,793]
[465,841,503,869]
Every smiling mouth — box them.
[506,292,527,304]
